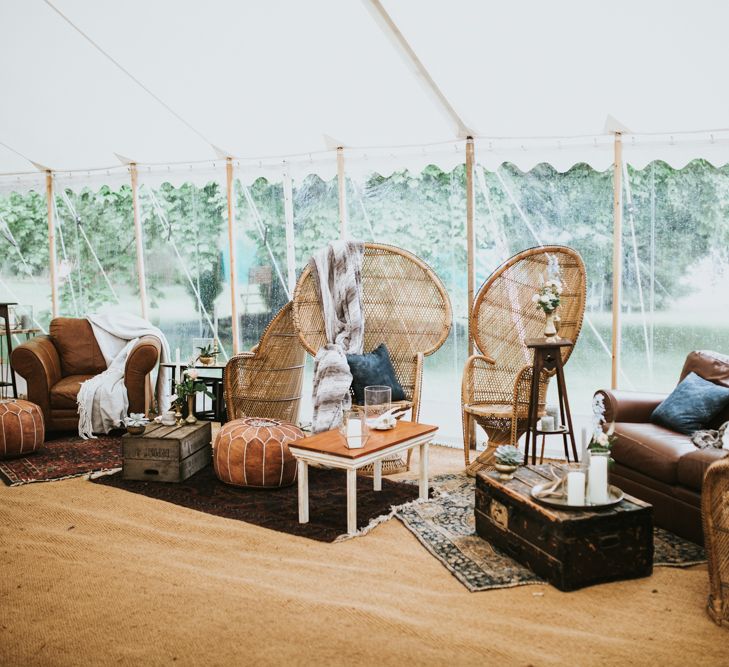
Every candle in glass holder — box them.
[540,416,555,432]
[545,405,561,429]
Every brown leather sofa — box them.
[11,318,161,433]
[595,350,729,545]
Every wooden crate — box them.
[475,465,654,591]
[122,422,212,483]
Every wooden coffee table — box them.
[475,464,654,591]
[289,421,438,536]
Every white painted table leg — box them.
[373,459,382,491]
[347,467,357,535]
[297,459,309,524]
[419,442,429,500]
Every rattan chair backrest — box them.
[292,242,452,402]
[472,245,586,370]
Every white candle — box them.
[567,471,586,505]
[540,416,555,432]
[588,454,609,504]
[546,405,561,429]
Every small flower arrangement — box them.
[494,444,521,467]
[532,254,563,314]
[174,369,214,407]
[588,394,617,454]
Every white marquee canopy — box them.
[2,0,729,188]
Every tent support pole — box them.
[130,163,149,321]
[226,157,240,354]
[611,133,623,390]
[46,171,59,318]
[465,137,475,356]
[337,146,347,239]
[283,168,296,296]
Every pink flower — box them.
[185,369,199,380]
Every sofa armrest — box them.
[594,389,668,424]
[10,335,62,423]
[124,335,161,414]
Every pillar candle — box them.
[580,427,588,466]
[546,405,561,429]
[567,471,586,505]
[174,348,181,385]
[588,454,609,504]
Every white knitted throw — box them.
[310,240,365,433]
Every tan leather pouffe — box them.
[0,399,45,459]
[214,417,304,488]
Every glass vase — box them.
[364,385,391,433]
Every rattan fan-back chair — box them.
[224,302,305,424]
[293,242,452,472]
[462,246,586,476]
[703,455,729,628]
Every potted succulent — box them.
[124,413,149,435]
[494,444,521,480]
[196,343,217,366]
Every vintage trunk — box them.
[475,466,654,591]
[122,422,212,483]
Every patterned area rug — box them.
[396,473,707,592]
[93,465,423,543]
[0,433,122,486]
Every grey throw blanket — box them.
[310,240,365,433]
[692,421,729,450]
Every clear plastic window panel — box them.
[622,159,729,393]
[234,176,289,350]
[347,165,468,446]
[475,162,614,423]
[293,174,339,270]
[139,179,231,363]
[54,184,139,317]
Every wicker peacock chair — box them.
[462,245,586,476]
[703,455,729,628]
[224,302,305,424]
[292,242,452,473]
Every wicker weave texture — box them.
[224,302,305,424]
[702,455,729,628]
[292,242,452,420]
[462,246,586,468]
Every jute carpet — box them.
[0,445,725,666]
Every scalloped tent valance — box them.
[2,0,729,187]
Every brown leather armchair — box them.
[595,350,729,545]
[11,317,161,433]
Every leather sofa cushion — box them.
[50,375,94,409]
[50,318,106,377]
[679,350,729,428]
[611,422,695,485]
[676,448,728,492]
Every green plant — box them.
[494,444,521,467]
[173,369,214,407]
[196,344,216,358]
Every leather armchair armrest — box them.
[124,335,161,414]
[10,335,61,424]
[594,389,668,424]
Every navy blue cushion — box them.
[346,343,406,406]
[650,372,729,435]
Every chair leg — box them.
[462,410,473,467]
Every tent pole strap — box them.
[337,146,347,239]
[46,171,59,318]
[130,163,149,321]
[465,137,475,357]
[611,133,623,390]
[226,158,240,354]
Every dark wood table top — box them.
[290,420,438,460]
[525,337,573,349]
[477,464,650,522]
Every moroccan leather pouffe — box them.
[0,399,45,459]
[214,418,304,488]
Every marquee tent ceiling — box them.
[2,0,729,181]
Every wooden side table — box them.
[524,337,578,465]
[289,421,438,535]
